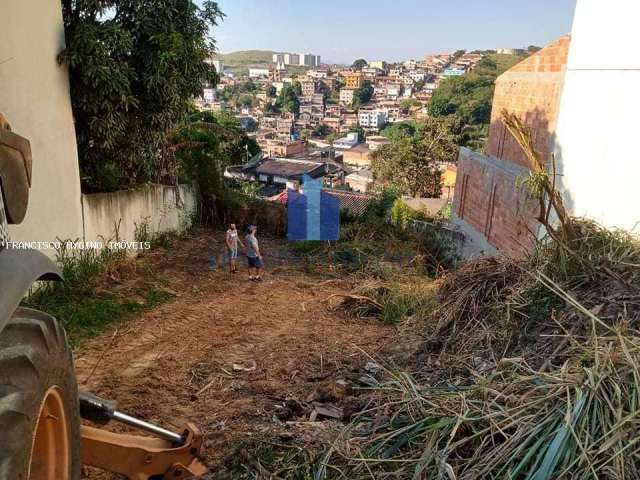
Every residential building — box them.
[276,116,294,137]
[341,112,358,131]
[339,88,355,105]
[361,67,381,77]
[273,53,286,64]
[249,68,270,78]
[344,72,364,89]
[368,61,387,70]
[226,155,342,191]
[262,139,306,158]
[333,132,360,150]
[345,169,374,193]
[300,80,316,98]
[311,93,325,106]
[343,144,371,167]
[308,69,329,79]
[284,53,300,65]
[496,48,526,56]
[366,136,390,151]
[325,105,341,117]
[300,53,320,67]
[443,67,466,77]
[321,117,341,133]
[358,109,387,131]
[409,71,427,82]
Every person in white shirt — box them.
[225,224,245,273]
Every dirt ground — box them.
[74,231,396,478]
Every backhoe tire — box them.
[0,307,81,479]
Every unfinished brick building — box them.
[452,36,571,257]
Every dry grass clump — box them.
[320,319,640,479]
[422,219,640,372]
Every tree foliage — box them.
[352,58,368,71]
[171,110,259,225]
[220,80,259,108]
[371,118,459,198]
[352,81,374,109]
[59,0,224,192]
[276,84,300,115]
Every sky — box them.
[209,0,577,64]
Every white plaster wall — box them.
[1,1,84,246]
[82,185,196,244]
[554,0,640,232]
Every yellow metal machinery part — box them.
[81,423,208,480]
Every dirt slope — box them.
[73,232,394,478]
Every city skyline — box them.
[211,0,577,64]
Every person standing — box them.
[245,225,263,282]
[225,223,245,273]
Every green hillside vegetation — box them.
[428,52,527,151]
[220,49,276,65]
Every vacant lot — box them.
[74,231,396,478]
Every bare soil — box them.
[74,231,395,478]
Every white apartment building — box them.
[284,53,300,65]
[409,71,427,82]
[358,110,387,131]
[249,68,270,78]
[385,84,402,99]
[202,87,216,103]
[308,70,328,79]
[339,89,355,105]
[369,61,386,70]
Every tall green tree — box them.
[352,58,368,71]
[59,0,224,192]
[277,84,300,115]
[371,118,459,198]
[352,81,374,109]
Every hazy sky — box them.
[210,0,577,64]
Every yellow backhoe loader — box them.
[0,114,208,479]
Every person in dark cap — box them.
[244,225,263,281]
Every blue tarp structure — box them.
[287,175,340,241]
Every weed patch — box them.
[23,240,173,346]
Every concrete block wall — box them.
[453,36,571,257]
[453,149,539,257]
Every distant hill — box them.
[219,50,276,74]
[218,50,313,76]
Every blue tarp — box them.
[287,175,340,241]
